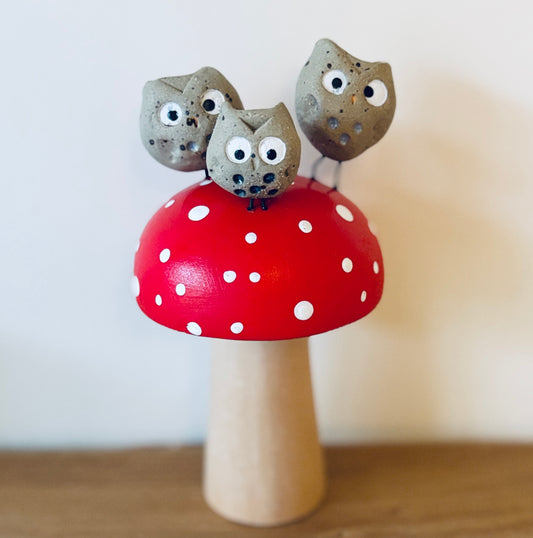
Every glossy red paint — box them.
[133,176,383,340]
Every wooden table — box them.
[1,444,533,537]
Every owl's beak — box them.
[351,94,357,105]
[250,157,258,171]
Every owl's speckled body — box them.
[206,102,301,201]
[140,67,243,172]
[295,39,395,162]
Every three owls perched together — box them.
[140,38,396,210]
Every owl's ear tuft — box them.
[195,66,224,79]
[219,101,234,113]
[315,37,336,49]
[186,66,219,91]
[313,38,341,57]
[271,102,294,125]
[219,101,237,121]
[142,78,183,100]
[158,75,189,93]
[379,62,393,78]
[273,102,289,114]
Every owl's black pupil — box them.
[167,110,178,121]
[203,99,215,112]
[364,86,374,98]
[332,77,343,89]
[266,149,277,160]
[234,149,245,160]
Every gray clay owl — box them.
[206,102,301,210]
[140,66,243,172]
[295,38,395,162]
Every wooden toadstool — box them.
[133,176,383,526]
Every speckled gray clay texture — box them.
[295,38,395,162]
[206,102,301,200]
[140,67,243,172]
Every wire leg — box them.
[311,155,326,181]
[332,161,343,191]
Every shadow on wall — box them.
[312,74,533,442]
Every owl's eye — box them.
[159,102,182,126]
[258,137,286,165]
[225,136,252,164]
[201,89,225,115]
[364,80,388,107]
[322,70,348,95]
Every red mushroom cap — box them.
[133,176,383,340]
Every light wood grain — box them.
[1,444,533,537]
[205,339,325,526]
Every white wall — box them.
[1,0,532,448]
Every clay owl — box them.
[140,66,243,173]
[295,38,395,163]
[206,102,301,210]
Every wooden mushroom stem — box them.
[204,337,325,527]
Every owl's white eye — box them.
[201,89,225,115]
[258,137,286,165]
[226,136,252,164]
[159,102,182,126]
[364,80,388,107]
[322,70,348,95]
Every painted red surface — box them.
[133,176,383,340]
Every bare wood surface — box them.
[1,444,533,537]
[205,339,324,526]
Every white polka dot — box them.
[294,301,314,321]
[131,276,140,297]
[298,220,313,233]
[231,322,244,334]
[164,199,175,208]
[245,232,257,244]
[188,205,210,221]
[249,272,261,283]
[187,322,202,336]
[155,294,162,306]
[361,291,367,302]
[342,258,353,273]
[135,241,140,253]
[175,283,186,296]
[200,179,212,186]
[368,221,378,235]
[373,261,380,274]
[336,204,354,222]
[159,248,171,263]
[223,271,237,283]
